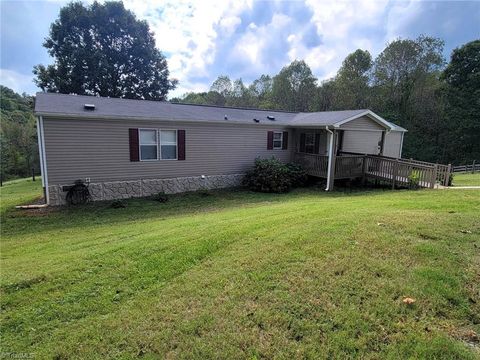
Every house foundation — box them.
[47,174,244,206]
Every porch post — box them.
[325,129,337,191]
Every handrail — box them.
[295,152,452,188]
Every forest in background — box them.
[0,37,478,181]
[172,37,479,165]
[0,86,38,182]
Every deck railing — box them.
[364,156,437,188]
[294,152,452,188]
[335,155,365,179]
[293,153,328,177]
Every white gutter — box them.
[325,126,334,191]
[36,117,44,188]
[37,116,49,204]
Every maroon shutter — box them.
[129,128,139,161]
[267,131,274,150]
[314,133,321,154]
[299,133,306,152]
[177,130,185,160]
[282,131,288,150]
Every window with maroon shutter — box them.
[139,129,159,160]
[129,128,139,161]
[282,131,288,150]
[177,130,185,160]
[267,131,274,150]
[159,130,176,159]
[273,132,283,149]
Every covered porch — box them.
[291,128,451,190]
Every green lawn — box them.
[1,179,479,359]
[0,178,43,214]
[453,173,480,187]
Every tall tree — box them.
[372,36,446,161]
[442,40,480,163]
[312,79,336,111]
[33,1,177,100]
[372,36,444,123]
[271,60,317,111]
[210,76,233,97]
[249,74,274,109]
[333,49,373,110]
[228,79,256,108]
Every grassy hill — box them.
[1,179,479,358]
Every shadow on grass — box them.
[1,185,406,239]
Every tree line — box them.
[0,86,38,181]
[172,37,479,165]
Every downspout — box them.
[37,116,49,204]
[399,132,405,158]
[380,129,390,156]
[325,126,334,191]
[36,117,44,190]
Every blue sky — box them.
[1,0,479,98]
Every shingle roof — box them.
[34,92,406,131]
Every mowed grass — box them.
[453,173,480,186]
[1,179,479,359]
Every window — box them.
[139,129,158,160]
[273,132,283,149]
[305,133,315,154]
[160,130,177,160]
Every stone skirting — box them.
[48,174,244,206]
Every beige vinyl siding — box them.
[339,115,385,130]
[341,130,382,155]
[383,131,403,158]
[43,117,292,185]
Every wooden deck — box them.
[294,152,452,189]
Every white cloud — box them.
[0,69,37,94]
[219,16,242,37]
[302,0,389,80]
[122,0,251,97]
[130,0,394,95]
[384,0,421,42]
[230,13,292,74]
[110,0,428,95]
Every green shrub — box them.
[285,163,308,187]
[243,157,307,193]
[447,173,453,186]
[151,191,169,203]
[110,200,127,208]
[408,170,420,189]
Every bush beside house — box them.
[243,157,307,193]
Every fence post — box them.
[392,159,398,189]
[446,164,451,186]
[431,164,438,189]
[473,160,476,174]
[361,155,367,185]
[32,168,36,182]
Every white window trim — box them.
[159,129,178,161]
[273,131,283,150]
[139,128,159,161]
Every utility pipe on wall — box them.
[325,126,334,191]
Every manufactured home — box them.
[35,93,412,205]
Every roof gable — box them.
[333,110,394,130]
